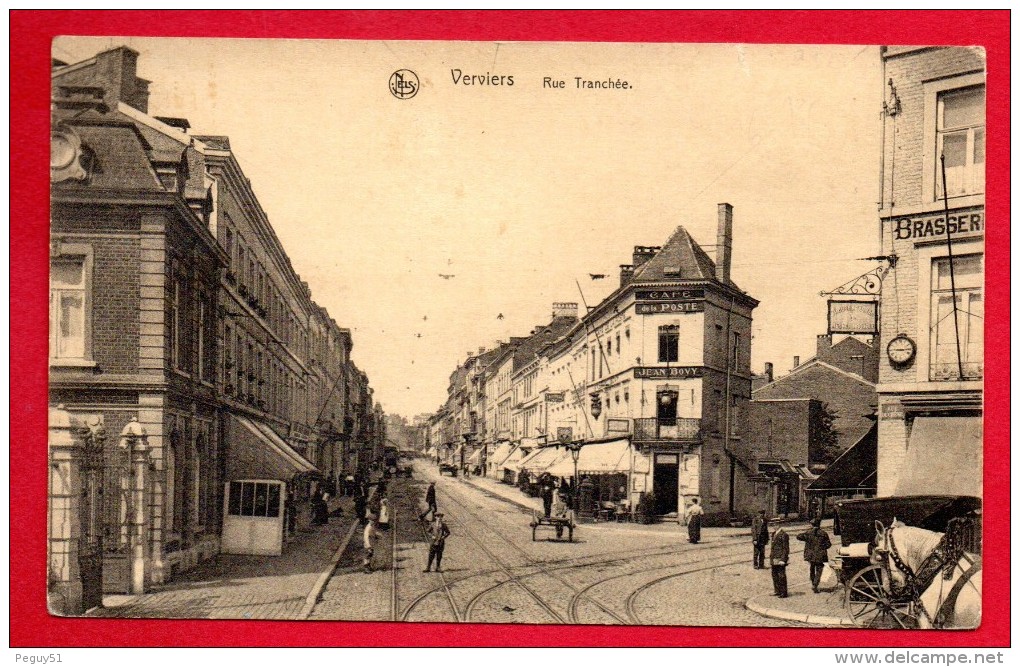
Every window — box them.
[224,226,234,263]
[171,273,184,369]
[930,254,983,380]
[730,394,741,436]
[50,255,89,362]
[197,291,209,381]
[227,481,282,518]
[937,86,985,198]
[658,325,679,363]
[731,332,741,370]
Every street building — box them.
[750,334,879,516]
[424,204,761,525]
[48,47,384,613]
[874,47,984,498]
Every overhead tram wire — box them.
[575,278,613,378]
[565,364,596,440]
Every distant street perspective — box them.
[49,40,983,631]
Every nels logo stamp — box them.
[389,69,419,100]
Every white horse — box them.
[873,520,981,629]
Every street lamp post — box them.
[565,441,583,511]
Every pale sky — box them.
[54,37,884,419]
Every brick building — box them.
[50,47,383,604]
[875,47,984,498]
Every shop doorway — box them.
[653,453,679,516]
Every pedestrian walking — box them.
[378,498,391,530]
[354,489,367,525]
[752,509,770,569]
[362,515,378,573]
[419,481,437,522]
[686,498,704,544]
[423,512,451,573]
[770,526,790,598]
[797,517,832,593]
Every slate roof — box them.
[632,225,742,291]
[512,315,578,372]
[59,122,162,192]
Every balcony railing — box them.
[632,417,701,441]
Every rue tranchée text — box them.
[543,77,631,90]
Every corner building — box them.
[875,47,984,497]
[544,205,758,525]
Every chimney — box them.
[620,264,635,288]
[716,203,733,285]
[793,356,800,369]
[632,246,660,269]
[478,346,486,354]
[94,47,150,113]
[764,362,774,384]
[817,334,833,359]
[551,302,578,319]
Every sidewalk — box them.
[745,576,853,627]
[88,497,358,620]
[458,472,758,539]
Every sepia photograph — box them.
[25,13,1005,649]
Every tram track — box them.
[399,509,463,622]
[395,470,782,626]
[622,543,808,625]
[436,487,567,623]
[436,481,747,625]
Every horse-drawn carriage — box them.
[832,495,981,628]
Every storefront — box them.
[544,438,632,518]
[222,414,318,555]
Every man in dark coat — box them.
[797,517,832,593]
[769,526,790,597]
[423,512,451,572]
[752,509,770,569]
[540,475,555,518]
[419,481,437,522]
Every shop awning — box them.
[808,424,877,492]
[520,446,570,473]
[894,416,982,497]
[502,445,534,473]
[227,414,318,482]
[545,438,631,477]
[424,447,437,457]
[466,448,482,465]
[488,442,515,468]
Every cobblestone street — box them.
[310,462,834,626]
[89,498,358,620]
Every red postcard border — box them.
[10,10,1010,648]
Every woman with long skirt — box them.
[686,498,704,544]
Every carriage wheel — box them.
[845,565,919,629]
